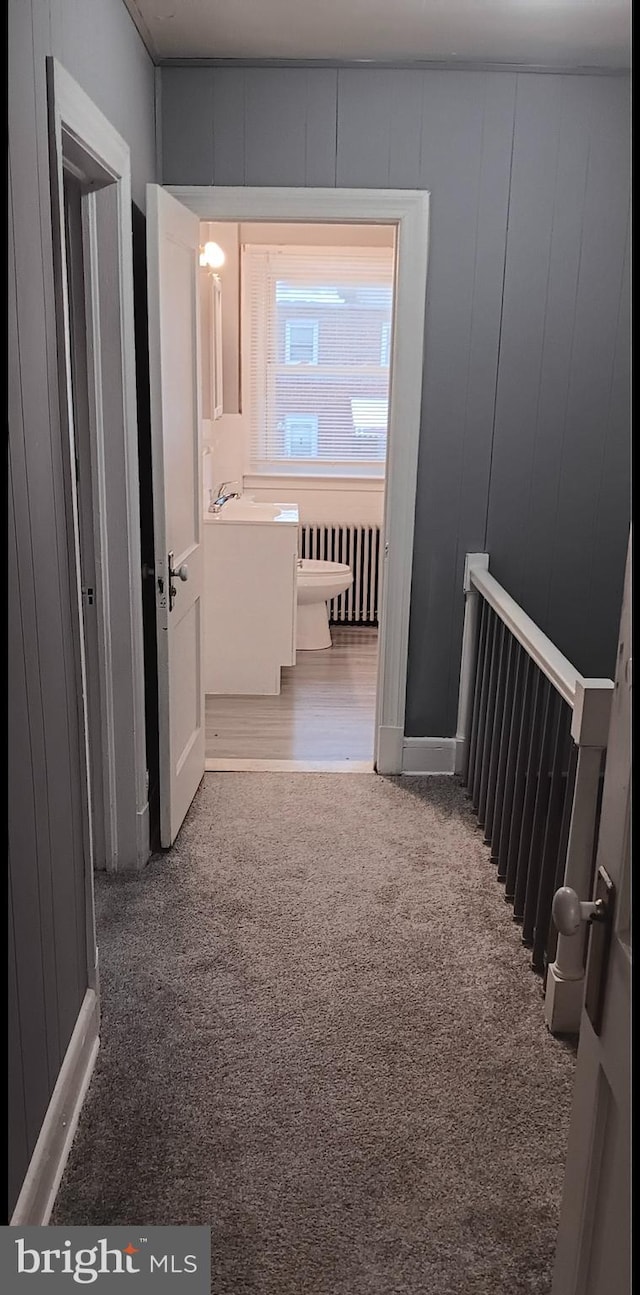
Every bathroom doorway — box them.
[200,219,395,768]
[148,184,428,821]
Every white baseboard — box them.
[401,737,457,774]
[10,988,100,1227]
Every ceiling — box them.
[123,0,631,69]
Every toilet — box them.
[296,559,353,650]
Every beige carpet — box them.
[52,774,576,1294]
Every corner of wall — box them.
[154,65,163,183]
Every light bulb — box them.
[199,241,225,269]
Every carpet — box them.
[52,774,576,1294]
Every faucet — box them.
[208,480,241,514]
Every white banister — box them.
[455,553,489,775]
[456,555,614,1036]
[468,562,581,709]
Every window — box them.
[285,320,319,365]
[351,398,388,439]
[283,415,319,457]
[244,243,395,477]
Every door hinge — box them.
[81,586,95,606]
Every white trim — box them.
[48,59,149,873]
[570,677,615,747]
[10,989,100,1227]
[455,553,489,774]
[375,724,405,775]
[168,187,430,777]
[465,557,615,736]
[83,192,118,868]
[401,737,457,775]
[205,758,374,772]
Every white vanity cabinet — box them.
[203,501,299,695]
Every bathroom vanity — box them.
[203,497,299,695]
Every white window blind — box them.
[243,244,395,477]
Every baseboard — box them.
[10,988,100,1227]
[402,737,457,774]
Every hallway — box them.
[52,774,576,1294]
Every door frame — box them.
[47,57,149,871]
[166,186,430,774]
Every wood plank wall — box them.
[7,0,155,1217]
[160,65,631,737]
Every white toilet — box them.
[296,559,353,650]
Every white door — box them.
[551,533,631,1295]
[146,184,205,846]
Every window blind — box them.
[243,244,395,477]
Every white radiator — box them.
[298,524,381,625]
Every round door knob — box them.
[552,887,606,936]
[171,563,189,582]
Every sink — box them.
[207,496,299,525]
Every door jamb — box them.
[166,186,430,774]
[47,57,149,874]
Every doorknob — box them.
[167,552,188,612]
[553,867,614,1036]
[552,887,607,936]
[169,559,189,582]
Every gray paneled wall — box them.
[161,64,631,736]
[486,74,631,686]
[8,0,155,1218]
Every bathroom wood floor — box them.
[205,626,378,763]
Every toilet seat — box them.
[298,559,351,578]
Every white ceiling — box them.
[124,0,631,69]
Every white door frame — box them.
[47,58,149,870]
[167,186,430,774]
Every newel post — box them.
[455,554,489,776]
[544,678,614,1035]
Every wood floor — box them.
[205,626,378,764]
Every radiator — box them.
[298,524,381,625]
